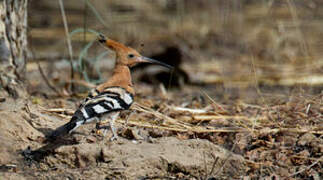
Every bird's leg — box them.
[95,122,100,130]
[124,110,134,126]
[109,112,120,141]
[95,119,109,136]
[95,112,120,141]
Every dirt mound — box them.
[0,98,246,179]
[1,92,321,179]
[41,137,245,179]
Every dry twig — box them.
[58,0,75,92]
[289,157,322,177]
[37,61,62,96]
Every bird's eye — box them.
[128,54,135,58]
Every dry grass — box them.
[39,89,322,178]
[25,0,323,179]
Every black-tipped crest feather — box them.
[98,34,106,43]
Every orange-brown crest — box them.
[98,34,173,69]
[98,35,142,67]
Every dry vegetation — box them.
[0,0,322,179]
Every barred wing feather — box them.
[48,87,133,140]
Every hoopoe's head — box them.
[98,34,172,69]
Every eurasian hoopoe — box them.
[48,34,172,141]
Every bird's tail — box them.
[47,117,79,141]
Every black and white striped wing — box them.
[77,87,134,123]
[48,87,133,140]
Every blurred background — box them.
[28,0,323,103]
[2,1,320,178]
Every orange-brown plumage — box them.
[97,34,172,95]
[100,37,141,67]
[96,65,134,95]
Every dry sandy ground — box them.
[0,97,246,179]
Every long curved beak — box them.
[140,56,173,69]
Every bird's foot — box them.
[96,130,118,141]
[110,135,118,141]
[110,124,119,141]
[95,120,119,141]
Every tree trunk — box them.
[0,0,28,98]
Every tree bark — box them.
[0,0,28,98]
